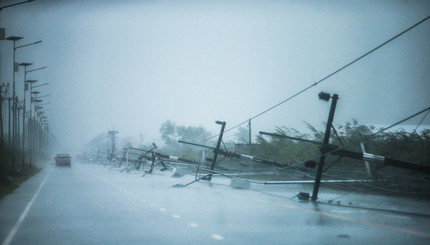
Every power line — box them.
[204,15,430,142]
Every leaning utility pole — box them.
[205,121,226,181]
[312,92,338,202]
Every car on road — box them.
[55,153,72,167]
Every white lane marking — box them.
[140,199,146,202]
[2,167,53,245]
[211,234,224,240]
[172,214,180,219]
[159,208,166,212]
[150,203,156,206]
[189,223,199,228]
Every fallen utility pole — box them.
[126,146,195,164]
[205,121,226,181]
[312,93,338,201]
[259,132,430,174]
[178,140,288,168]
[119,145,196,170]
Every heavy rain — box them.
[1,0,430,244]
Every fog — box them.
[1,0,429,153]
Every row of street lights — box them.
[1,0,53,169]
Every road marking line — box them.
[172,214,180,219]
[140,199,146,202]
[211,234,224,240]
[2,167,53,245]
[159,208,166,212]
[150,203,156,206]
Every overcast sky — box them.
[1,0,429,153]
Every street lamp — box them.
[6,36,22,151]
[6,36,41,152]
[33,98,43,156]
[19,63,32,155]
[0,83,9,144]
[25,80,37,165]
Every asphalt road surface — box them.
[1,161,429,245]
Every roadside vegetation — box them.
[0,145,42,199]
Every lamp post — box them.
[19,63,32,158]
[33,97,43,161]
[0,2,35,148]
[6,36,41,152]
[25,80,37,157]
[5,36,22,152]
[15,41,42,152]
[16,100,24,155]
[25,66,47,125]
[0,83,8,145]
[29,90,40,166]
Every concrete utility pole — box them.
[248,119,252,145]
[206,121,226,181]
[311,92,339,202]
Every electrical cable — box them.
[204,15,430,142]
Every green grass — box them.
[0,166,41,199]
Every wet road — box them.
[1,162,429,245]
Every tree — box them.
[234,127,249,144]
[176,125,211,142]
[159,120,178,147]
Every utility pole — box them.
[206,121,226,181]
[248,119,252,145]
[311,92,339,202]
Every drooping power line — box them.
[204,15,430,142]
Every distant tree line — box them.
[85,119,429,171]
